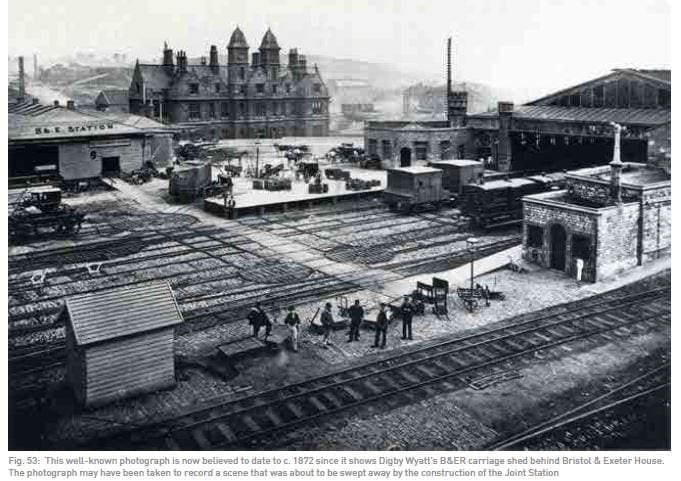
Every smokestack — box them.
[33,54,38,80]
[609,122,623,203]
[447,38,452,124]
[18,56,26,99]
[162,41,174,72]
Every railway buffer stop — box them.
[61,282,184,408]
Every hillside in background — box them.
[14,53,502,116]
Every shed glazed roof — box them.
[471,105,671,126]
[64,282,183,346]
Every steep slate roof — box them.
[98,89,129,106]
[260,28,280,49]
[614,69,671,85]
[137,64,172,90]
[471,105,670,127]
[228,26,249,48]
[64,282,183,346]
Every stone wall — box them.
[522,199,599,281]
[595,204,640,280]
[641,185,672,263]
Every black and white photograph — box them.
[6,0,671,453]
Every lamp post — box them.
[467,237,480,291]
[254,138,261,178]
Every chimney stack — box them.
[176,50,187,72]
[609,123,623,203]
[209,45,219,71]
[33,54,38,80]
[53,100,60,107]
[163,42,174,73]
[67,100,75,109]
[18,56,26,99]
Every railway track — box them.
[71,285,670,450]
[487,362,671,450]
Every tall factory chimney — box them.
[446,37,468,128]
[446,37,452,124]
[18,56,26,99]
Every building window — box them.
[272,85,278,94]
[256,83,265,94]
[313,83,322,93]
[255,103,266,117]
[414,141,428,160]
[189,102,200,120]
[239,67,245,80]
[221,102,229,118]
[221,128,229,139]
[153,100,160,118]
[382,140,392,159]
[312,100,323,114]
[189,83,199,94]
[286,84,291,94]
[440,141,451,159]
[272,102,278,115]
[240,85,247,95]
[209,103,216,119]
[368,139,378,156]
[240,102,246,117]
[313,125,323,136]
[658,89,670,107]
[457,144,466,159]
[572,235,591,261]
[136,83,141,94]
[215,83,221,93]
[570,93,581,106]
[527,225,543,248]
[593,85,604,107]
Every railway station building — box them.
[8,100,175,185]
[128,28,330,140]
[521,127,671,282]
[365,67,671,173]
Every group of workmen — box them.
[246,296,417,352]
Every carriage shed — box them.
[8,102,175,183]
[61,282,184,408]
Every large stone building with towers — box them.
[129,27,330,139]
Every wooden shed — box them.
[62,282,183,408]
[383,166,449,210]
[429,159,484,196]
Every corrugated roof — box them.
[65,282,183,346]
[8,106,173,141]
[431,159,483,167]
[472,105,670,126]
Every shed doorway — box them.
[400,147,412,167]
[102,157,120,177]
[550,224,567,271]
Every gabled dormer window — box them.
[313,83,322,93]
[272,85,278,94]
[189,83,199,94]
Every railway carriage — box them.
[460,173,565,228]
[382,166,452,212]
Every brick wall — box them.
[567,177,638,205]
[641,185,672,262]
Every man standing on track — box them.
[284,305,301,352]
[320,302,334,347]
[372,303,389,349]
[347,299,364,342]
[400,295,414,340]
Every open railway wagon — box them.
[382,166,452,213]
[459,173,565,228]
[8,186,85,239]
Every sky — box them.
[7,0,671,100]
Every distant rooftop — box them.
[390,166,442,174]
[430,159,482,167]
[571,163,670,186]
